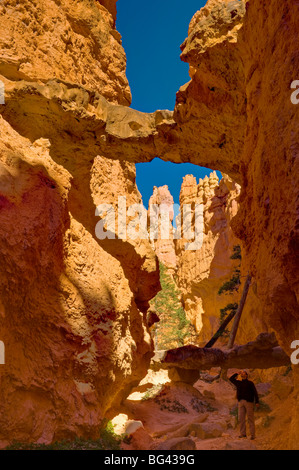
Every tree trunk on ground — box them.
[204,309,237,348]
[151,333,290,371]
[227,274,251,349]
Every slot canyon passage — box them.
[0,0,298,451]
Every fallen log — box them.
[204,274,252,349]
[204,308,237,348]
[151,333,290,371]
[227,274,251,348]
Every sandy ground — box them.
[111,367,285,450]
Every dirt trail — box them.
[112,368,285,450]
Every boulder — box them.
[156,437,196,451]
[194,422,225,439]
[224,440,257,450]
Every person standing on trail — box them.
[229,370,259,440]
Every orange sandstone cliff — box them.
[175,172,266,345]
[0,0,159,445]
[148,172,266,346]
[148,185,177,271]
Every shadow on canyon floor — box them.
[112,366,294,451]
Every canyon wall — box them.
[111,0,298,447]
[0,0,131,105]
[177,0,299,356]
[175,172,266,345]
[148,172,266,346]
[235,0,299,448]
[176,0,299,447]
[0,0,159,446]
[148,185,177,271]
[175,172,240,343]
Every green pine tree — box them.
[150,263,198,349]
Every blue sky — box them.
[117,0,221,206]
[133,159,221,208]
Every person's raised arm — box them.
[229,372,239,386]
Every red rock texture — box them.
[0,0,130,105]
[174,172,266,344]
[0,0,159,446]
[148,185,177,270]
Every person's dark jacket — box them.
[229,373,259,404]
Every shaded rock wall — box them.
[177,0,299,447]
[233,0,299,354]
[0,0,159,446]
[176,0,299,355]
[235,0,299,448]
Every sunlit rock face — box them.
[177,0,299,356]
[173,172,265,345]
[177,1,298,447]
[147,172,266,347]
[235,0,299,448]
[148,186,177,271]
[175,172,240,342]
[0,0,159,446]
[0,0,131,105]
